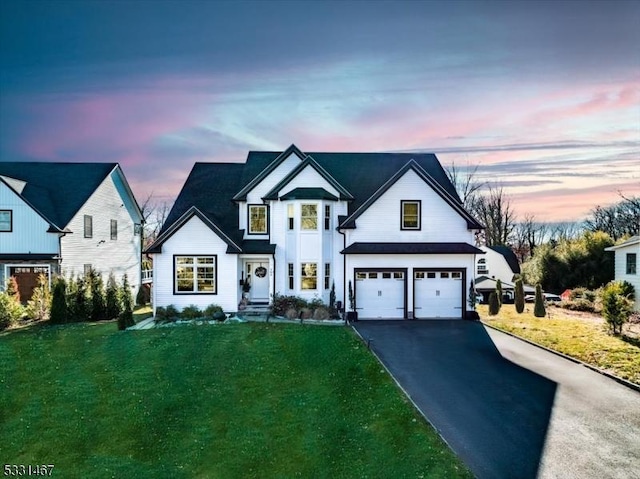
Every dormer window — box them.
[248,204,268,235]
[401,200,420,230]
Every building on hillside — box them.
[605,236,639,311]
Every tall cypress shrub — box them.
[534,284,546,318]
[89,270,107,321]
[496,279,503,306]
[488,291,500,315]
[74,277,90,322]
[118,274,134,330]
[514,278,525,314]
[105,273,121,320]
[50,277,68,324]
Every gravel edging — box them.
[481,321,640,393]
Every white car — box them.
[524,293,561,302]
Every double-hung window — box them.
[627,253,637,275]
[287,204,294,230]
[175,256,216,293]
[288,263,294,289]
[301,263,317,290]
[110,219,118,240]
[301,204,317,230]
[84,215,93,238]
[324,263,331,290]
[0,210,12,232]
[248,205,268,234]
[401,200,421,230]
[324,205,331,230]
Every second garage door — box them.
[414,271,463,319]
[356,271,405,319]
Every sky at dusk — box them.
[1,0,638,222]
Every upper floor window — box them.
[627,253,637,275]
[301,204,317,230]
[287,204,294,230]
[248,205,268,235]
[0,210,12,232]
[324,205,331,230]
[110,219,118,240]
[401,200,421,230]
[477,258,488,275]
[84,215,93,238]
[175,256,216,294]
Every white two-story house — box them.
[147,145,484,320]
[0,162,143,301]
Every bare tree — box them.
[445,161,485,210]
[584,194,639,240]
[471,185,517,247]
[139,193,171,249]
[512,214,549,262]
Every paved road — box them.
[353,320,640,479]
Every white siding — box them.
[612,241,640,311]
[61,171,141,293]
[478,247,515,283]
[349,169,474,244]
[152,215,239,313]
[0,182,59,254]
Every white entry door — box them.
[245,261,270,302]
[356,271,405,319]
[414,271,463,319]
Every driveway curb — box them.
[349,325,463,464]
[481,321,640,393]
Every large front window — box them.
[0,210,12,232]
[401,200,421,230]
[301,263,317,290]
[248,205,268,234]
[175,256,216,293]
[301,204,317,230]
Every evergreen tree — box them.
[496,279,503,306]
[488,291,500,315]
[74,277,90,322]
[50,277,68,324]
[105,273,121,320]
[6,276,20,304]
[89,269,107,321]
[118,274,134,330]
[26,274,51,321]
[514,278,525,314]
[534,284,546,318]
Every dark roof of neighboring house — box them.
[488,245,521,274]
[152,145,482,252]
[341,242,484,255]
[0,162,117,229]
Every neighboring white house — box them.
[474,245,529,302]
[146,145,484,320]
[605,236,639,311]
[0,162,143,301]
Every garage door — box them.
[414,271,463,319]
[356,271,405,319]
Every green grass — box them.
[480,304,640,385]
[0,322,471,479]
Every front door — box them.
[245,261,270,302]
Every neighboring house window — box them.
[627,253,637,275]
[84,264,92,276]
[248,204,268,234]
[0,210,12,232]
[84,215,93,238]
[301,263,317,290]
[288,263,294,289]
[287,204,294,230]
[324,205,331,230]
[401,200,421,230]
[324,263,330,290]
[175,256,216,294]
[110,219,118,240]
[301,204,317,230]
[477,258,488,275]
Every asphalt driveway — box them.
[353,320,640,479]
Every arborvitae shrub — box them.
[105,273,121,320]
[89,270,107,321]
[534,284,546,318]
[50,277,68,324]
[118,274,134,330]
[496,279,503,306]
[74,277,90,322]
[515,279,525,314]
[488,292,500,316]
[602,281,633,335]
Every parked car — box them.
[524,293,561,303]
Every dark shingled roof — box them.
[279,187,338,201]
[488,245,521,274]
[0,162,116,229]
[152,146,483,253]
[341,242,484,255]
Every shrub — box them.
[6,276,20,304]
[270,293,308,317]
[181,304,202,320]
[72,277,90,323]
[561,299,596,313]
[514,279,525,314]
[117,274,134,330]
[105,273,121,320]
[534,284,546,318]
[329,282,336,310]
[0,292,24,330]
[26,274,51,321]
[164,304,180,321]
[313,306,331,320]
[496,279,503,306]
[203,304,224,319]
[285,308,298,320]
[602,281,633,335]
[88,270,107,321]
[135,285,148,306]
[50,277,68,324]
[300,307,312,319]
[488,292,500,316]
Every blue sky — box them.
[1,0,638,221]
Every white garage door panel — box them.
[414,271,463,319]
[356,272,405,319]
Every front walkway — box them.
[353,320,640,479]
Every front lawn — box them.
[0,322,471,478]
[480,304,640,385]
